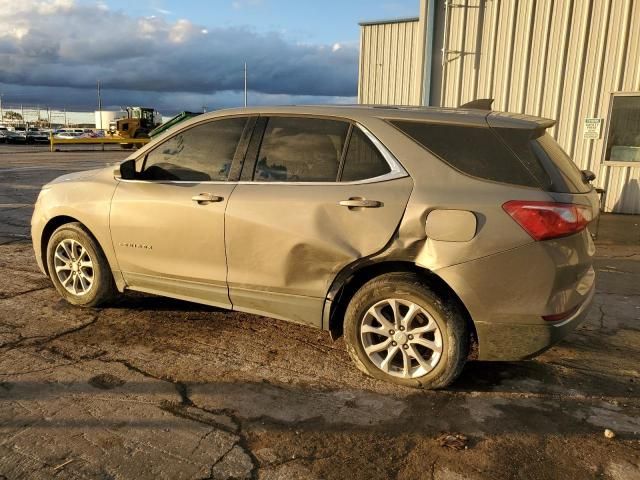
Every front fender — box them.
[31,168,126,291]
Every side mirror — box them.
[581,169,596,183]
[119,159,137,180]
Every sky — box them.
[0,0,418,118]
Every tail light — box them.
[502,201,592,241]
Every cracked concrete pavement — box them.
[1,145,639,479]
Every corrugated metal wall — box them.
[437,0,640,213]
[358,19,423,105]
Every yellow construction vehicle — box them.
[116,106,162,149]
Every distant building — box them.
[358,0,640,214]
[94,110,121,130]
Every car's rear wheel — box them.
[344,272,468,389]
[46,223,116,307]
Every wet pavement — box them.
[0,145,639,479]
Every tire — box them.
[46,222,116,307]
[344,272,468,389]
[134,131,149,150]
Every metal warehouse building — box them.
[358,0,640,213]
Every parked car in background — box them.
[0,127,8,143]
[26,128,49,143]
[31,105,599,389]
[6,127,27,143]
[55,128,84,135]
[54,129,85,139]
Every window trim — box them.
[239,115,407,185]
[118,115,408,185]
[602,91,640,166]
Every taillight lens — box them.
[502,201,592,241]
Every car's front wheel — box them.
[46,223,116,307]
[344,272,468,389]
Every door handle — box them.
[338,198,383,209]
[192,193,224,204]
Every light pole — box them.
[244,62,248,107]
[97,81,104,151]
[97,81,103,130]
[0,94,3,123]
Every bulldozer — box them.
[116,106,162,149]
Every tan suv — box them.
[31,105,598,388]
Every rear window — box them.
[390,120,542,188]
[535,134,592,193]
[494,129,592,194]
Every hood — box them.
[44,167,108,188]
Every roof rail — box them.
[460,99,494,110]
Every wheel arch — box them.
[40,216,105,277]
[324,260,478,359]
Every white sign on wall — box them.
[583,118,603,139]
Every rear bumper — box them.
[473,285,595,360]
[435,230,596,361]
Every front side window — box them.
[606,94,640,162]
[254,117,349,182]
[140,117,247,181]
[340,128,391,181]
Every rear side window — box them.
[340,128,391,181]
[390,121,541,188]
[255,117,349,182]
[141,117,247,182]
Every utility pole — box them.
[0,94,3,123]
[244,62,248,107]
[97,81,104,150]
[97,81,103,130]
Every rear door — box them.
[110,116,254,307]
[225,116,413,326]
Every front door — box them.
[225,116,413,325]
[110,116,252,308]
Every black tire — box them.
[46,222,116,307]
[344,272,468,389]
[134,131,149,150]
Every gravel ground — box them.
[1,145,639,480]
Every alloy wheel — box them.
[53,239,94,296]
[360,298,443,378]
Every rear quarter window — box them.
[340,128,391,181]
[390,120,542,188]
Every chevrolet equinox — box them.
[31,105,598,388]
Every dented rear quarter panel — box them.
[351,115,554,268]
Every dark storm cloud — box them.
[0,0,358,109]
[0,82,355,114]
